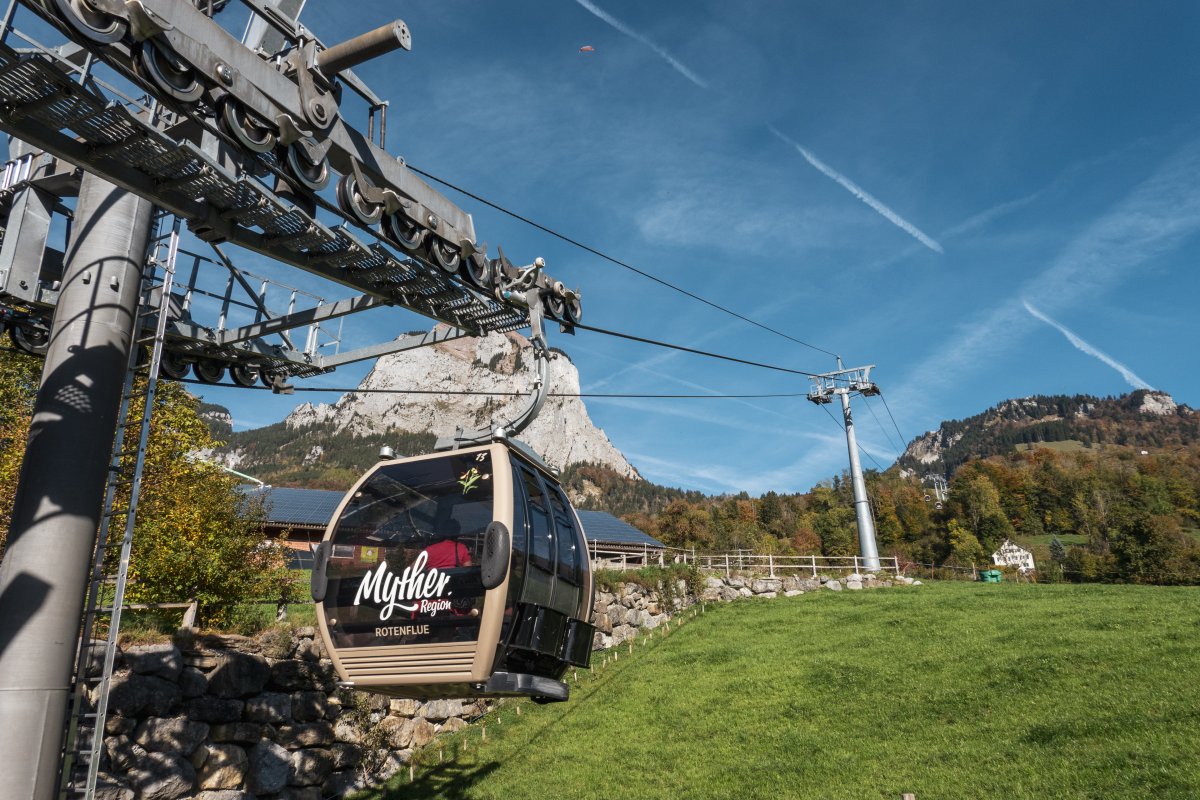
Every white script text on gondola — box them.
[353,551,452,620]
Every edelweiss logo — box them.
[353,551,452,620]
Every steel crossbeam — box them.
[0,38,529,339]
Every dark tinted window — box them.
[322,451,493,648]
[548,486,583,616]
[519,466,555,607]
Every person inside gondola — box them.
[420,519,480,620]
[422,519,473,569]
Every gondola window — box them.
[322,452,492,648]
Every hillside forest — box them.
[566,391,1200,585]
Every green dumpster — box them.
[979,569,1002,584]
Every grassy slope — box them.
[360,583,1200,800]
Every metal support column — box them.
[0,173,153,800]
[839,389,881,572]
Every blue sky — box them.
[194,0,1200,495]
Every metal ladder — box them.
[58,216,182,799]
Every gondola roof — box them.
[240,485,667,549]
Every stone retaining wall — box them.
[92,571,915,798]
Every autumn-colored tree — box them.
[117,380,297,626]
[0,358,296,626]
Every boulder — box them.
[374,716,410,749]
[207,652,271,699]
[751,579,782,594]
[179,666,208,699]
[757,591,778,599]
[439,717,468,734]
[271,660,336,692]
[420,699,463,721]
[124,644,183,682]
[277,722,335,749]
[105,736,147,773]
[329,742,362,771]
[846,580,863,591]
[333,718,363,744]
[245,692,292,724]
[826,580,843,592]
[289,748,335,786]
[197,744,248,790]
[107,674,181,718]
[293,638,322,663]
[209,722,263,745]
[912,580,923,586]
[292,691,328,722]
[784,590,804,597]
[408,718,437,748]
[93,776,134,800]
[323,771,360,798]
[134,716,209,755]
[737,587,753,598]
[247,740,291,795]
[126,751,196,800]
[186,697,245,724]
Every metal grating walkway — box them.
[0,40,528,337]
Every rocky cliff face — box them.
[285,328,638,478]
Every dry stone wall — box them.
[92,571,914,798]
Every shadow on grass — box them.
[362,759,501,800]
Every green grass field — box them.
[359,582,1200,800]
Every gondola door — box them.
[314,444,513,696]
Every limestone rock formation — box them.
[285,328,637,477]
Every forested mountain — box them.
[900,390,1197,476]
[198,386,1200,585]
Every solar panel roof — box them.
[240,486,345,528]
[242,486,665,548]
[576,511,665,548]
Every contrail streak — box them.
[768,125,944,254]
[1023,300,1153,390]
[573,0,708,89]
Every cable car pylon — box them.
[807,360,883,572]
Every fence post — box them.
[724,554,730,578]
[621,553,627,571]
[768,554,775,578]
[811,555,817,578]
[181,599,198,630]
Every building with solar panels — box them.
[241,485,667,570]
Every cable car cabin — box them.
[310,441,595,703]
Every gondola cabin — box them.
[310,441,595,703]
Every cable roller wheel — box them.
[427,237,460,273]
[385,212,426,251]
[193,360,226,384]
[230,363,259,388]
[461,252,493,289]
[284,141,330,192]
[564,295,582,325]
[136,38,205,104]
[545,294,566,320]
[219,98,276,154]
[50,0,127,44]
[337,173,384,226]
[158,350,191,381]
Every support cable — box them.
[407,164,841,360]
[877,390,909,452]
[177,377,807,399]
[817,401,887,472]
[864,395,903,458]
[572,322,819,377]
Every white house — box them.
[992,539,1036,573]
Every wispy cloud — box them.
[1022,301,1154,390]
[891,139,1200,421]
[768,126,944,254]
[573,0,708,89]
